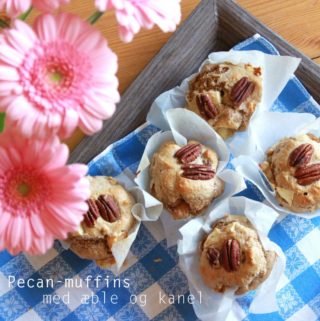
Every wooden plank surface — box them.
[61,0,320,150]
[238,0,320,59]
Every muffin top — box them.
[199,215,276,295]
[68,176,136,267]
[260,133,320,212]
[150,140,224,219]
[186,62,262,139]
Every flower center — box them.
[0,168,52,217]
[46,61,73,90]
[17,182,31,197]
[49,70,63,84]
[19,41,92,112]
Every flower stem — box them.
[87,11,104,25]
[0,113,5,133]
[19,7,33,21]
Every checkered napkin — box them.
[0,35,319,321]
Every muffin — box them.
[260,133,320,212]
[150,140,224,219]
[186,62,262,139]
[67,176,136,268]
[200,215,276,295]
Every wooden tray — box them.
[70,0,320,164]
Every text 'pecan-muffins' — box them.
[200,215,276,295]
[67,176,136,268]
[150,140,224,220]
[186,62,262,139]
[260,133,320,213]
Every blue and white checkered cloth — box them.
[0,35,319,321]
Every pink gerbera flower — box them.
[0,13,119,138]
[0,0,69,17]
[0,129,90,255]
[95,0,181,42]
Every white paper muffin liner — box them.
[146,50,300,157]
[177,196,286,321]
[61,169,163,273]
[135,108,246,246]
[231,112,320,218]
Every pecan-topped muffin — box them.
[150,140,224,219]
[67,176,136,268]
[260,133,320,212]
[186,62,262,139]
[200,215,276,295]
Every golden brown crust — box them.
[67,176,136,268]
[199,215,276,295]
[69,238,115,267]
[150,140,224,219]
[260,134,320,212]
[186,62,262,139]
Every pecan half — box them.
[289,143,314,167]
[175,143,202,164]
[230,77,255,105]
[196,94,218,119]
[206,246,220,267]
[181,164,215,180]
[294,164,320,186]
[96,195,121,223]
[220,239,241,272]
[84,199,100,227]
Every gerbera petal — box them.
[0,211,11,235]
[32,0,70,13]
[0,44,24,66]
[59,108,79,139]
[23,218,33,251]
[11,216,22,248]
[0,147,13,171]
[0,81,23,95]
[56,12,82,44]
[6,95,31,120]
[75,29,104,52]
[13,19,37,44]
[29,213,46,238]
[50,143,69,168]
[6,30,33,57]
[78,109,103,135]
[0,66,19,80]
[34,13,57,42]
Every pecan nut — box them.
[181,164,215,180]
[294,163,320,186]
[230,77,255,105]
[220,239,241,272]
[206,246,220,267]
[96,195,121,223]
[196,94,218,119]
[175,143,202,163]
[289,143,314,167]
[84,199,100,227]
